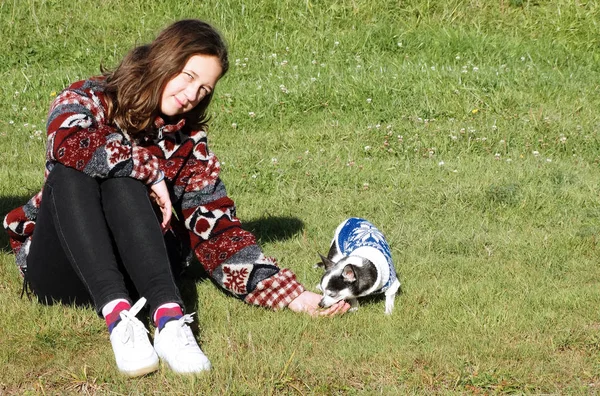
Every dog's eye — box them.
[327,291,337,297]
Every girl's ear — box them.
[318,253,337,270]
[342,265,356,282]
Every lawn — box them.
[1,0,600,393]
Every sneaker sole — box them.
[159,358,211,374]
[120,360,160,377]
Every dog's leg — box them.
[348,298,359,312]
[384,279,401,315]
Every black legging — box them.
[26,163,183,317]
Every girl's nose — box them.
[185,85,201,103]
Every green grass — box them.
[2,0,600,393]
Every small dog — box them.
[316,217,400,315]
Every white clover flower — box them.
[310,77,317,82]
[532,150,540,156]
[252,174,258,179]
[248,111,256,118]
[546,158,552,162]
[311,59,317,65]
[271,158,278,164]
[364,145,371,151]
[397,42,402,47]
[506,158,512,162]
[280,60,288,66]
[271,53,277,58]
[559,135,567,144]
[375,124,381,129]
[320,63,326,67]
[495,153,501,159]
[334,41,340,46]
[9,120,14,124]
[438,161,445,166]
[231,123,237,129]
[450,135,458,140]
[472,66,479,72]
[455,55,460,60]
[366,98,372,103]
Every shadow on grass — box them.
[242,215,304,244]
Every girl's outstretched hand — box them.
[288,291,350,317]
[149,179,172,232]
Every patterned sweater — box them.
[2,77,304,310]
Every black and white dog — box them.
[316,218,401,315]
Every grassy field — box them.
[1,0,600,393]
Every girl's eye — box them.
[183,72,194,81]
[200,87,211,97]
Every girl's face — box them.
[160,54,222,116]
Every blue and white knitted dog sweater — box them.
[331,217,398,294]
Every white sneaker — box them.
[154,313,212,374]
[109,297,159,377]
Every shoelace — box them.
[173,313,196,346]
[118,297,149,344]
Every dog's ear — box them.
[342,264,356,282]
[318,253,337,270]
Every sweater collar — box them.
[154,116,186,139]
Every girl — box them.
[3,19,349,377]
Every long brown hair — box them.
[103,19,229,135]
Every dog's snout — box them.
[318,299,326,308]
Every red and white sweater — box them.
[3,77,305,310]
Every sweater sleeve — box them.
[2,191,42,277]
[45,84,161,184]
[176,133,305,310]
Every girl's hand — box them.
[149,179,172,232]
[288,291,350,317]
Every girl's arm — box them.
[46,80,162,185]
[176,138,305,310]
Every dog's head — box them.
[316,253,377,308]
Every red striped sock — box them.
[154,303,183,330]
[103,300,131,334]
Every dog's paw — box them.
[348,306,359,313]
